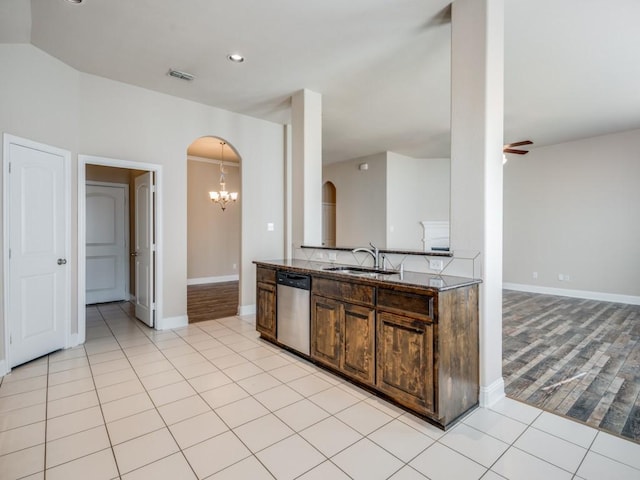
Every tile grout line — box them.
[43,354,50,479]
[143,314,287,479]
[9,299,637,479]
[99,302,199,479]
[83,305,123,480]
[106,301,265,479]
[571,429,601,480]
[432,401,544,478]
[109,306,334,479]
[107,308,473,479]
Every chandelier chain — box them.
[208,141,238,211]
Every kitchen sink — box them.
[322,266,399,275]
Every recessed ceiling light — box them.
[65,0,84,4]
[227,53,245,63]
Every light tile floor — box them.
[1,302,639,480]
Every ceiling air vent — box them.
[168,69,195,81]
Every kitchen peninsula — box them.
[254,259,481,429]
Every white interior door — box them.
[6,137,69,368]
[86,184,128,304]
[134,172,154,326]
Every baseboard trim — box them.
[503,283,640,305]
[238,304,256,316]
[156,315,188,330]
[187,275,239,286]
[0,359,8,377]
[479,377,505,407]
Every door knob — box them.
[131,251,140,257]
[57,258,67,265]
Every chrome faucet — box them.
[380,253,388,271]
[352,242,380,269]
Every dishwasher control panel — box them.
[276,271,311,290]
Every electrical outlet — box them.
[315,252,325,259]
[232,263,237,270]
[429,259,444,271]
[267,222,274,231]
[328,252,337,261]
[532,272,538,279]
[558,274,564,281]
[565,274,571,281]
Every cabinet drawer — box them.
[377,288,433,321]
[257,266,276,284]
[312,277,375,306]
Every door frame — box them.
[2,134,72,373]
[86,181,130,303]
[78,155,163,342]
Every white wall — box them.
[504,128,640,299]
[323,153,387,247]
[78,66,285,317]
[0,44,284,365]
[187,160,241,281]
[386,152,449,250]
[324,152,450,250]
[0,44,79,360]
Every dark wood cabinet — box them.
[377,311,434,413]
[256,267,276,340]
[342,302,375,384]
[311,295,375,385]
[376,285,479,426]
[311,277,376,386]
[255,262,479,429]
[311,295,342,369]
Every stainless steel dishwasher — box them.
[276,271,311,355]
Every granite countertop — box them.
[254,259,481,292]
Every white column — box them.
[450,0,505,406]
[291,89,322,248]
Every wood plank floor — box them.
[187,281,239,323]
[503,289,640,443]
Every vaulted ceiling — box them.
[2,0,639,163]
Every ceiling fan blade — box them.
[503,148,529,155]
[504,140,533,148]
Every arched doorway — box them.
[322,181,336,247]
[186,136,241,322]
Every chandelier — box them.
[209,141,238,211]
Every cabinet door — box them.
[342,303,376,385]
[256,282,276,340]
[311,295,342,370]
[376,311,434,413]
